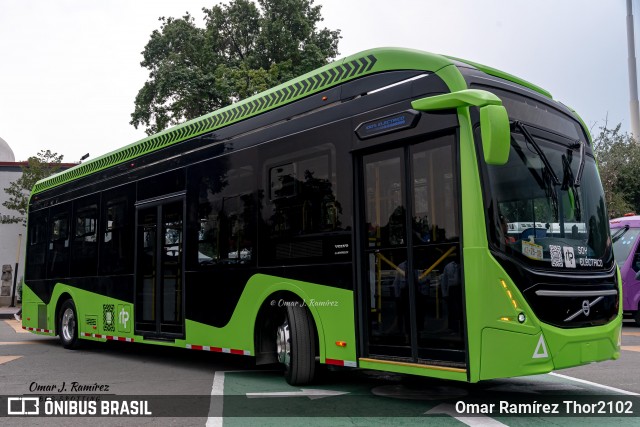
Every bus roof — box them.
[610,215,640,228]
[32,47,554,196]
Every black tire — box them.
[59,299,80,349]
[635,308,640,327]
[277,304,316,385]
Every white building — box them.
[0,136,26,305]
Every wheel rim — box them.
[61,307,75,342]
[276,318,291,367]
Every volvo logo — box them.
[564,296,604,322]
[582,300,591,317]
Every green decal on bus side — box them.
[22,274,357,364]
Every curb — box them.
[0,308,21,320]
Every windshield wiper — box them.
[512,121,560,186]
[611,224,630,243]
[573,141,585,187]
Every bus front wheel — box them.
[276,305,316,385]
[59,299,80,349]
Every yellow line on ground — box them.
[0,355,22,365]
[621,346,640,352]
[622,331,640,337]
[4,319,29,333]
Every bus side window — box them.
[71,197,98,277]
[100,185,134,275]
[196,156,256,266]
[26,210,48,281]
[48,207,70,279]
[266,152,339,237]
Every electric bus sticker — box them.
[549,245,563,267]
[563,246,576,268]
[103,305,115,332]
[521,240,543,260]
[117,305,131,333]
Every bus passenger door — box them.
[357,135,466,368]
[135,199,185,339]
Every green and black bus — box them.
[22,48,621,384]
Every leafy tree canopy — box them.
[592,123,640,218]
[131,0,341,135]
[1,150,64,226]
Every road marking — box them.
[0,341,46,345]
[205,370,226,427]
[4,320,29,333]
[0,355,22,365]
[488,383,582,393]
[426,403,508,426]
[549,372,640,395]
[621,345,640,352]
[247,389,349,400]
[622,331,640,337]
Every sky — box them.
[0,0,634,162]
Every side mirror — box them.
[479,104,510,165]
[411,89,511,165]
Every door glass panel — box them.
[363,149,411,357]
[364,150,405,249]
[161,201,183,333]
[410,140,464,359]
[136,207,157,331]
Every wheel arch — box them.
[53,291,75,334]
[253,289,323,365]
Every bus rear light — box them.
[335,341,347,347]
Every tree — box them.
[130,0,341,135]
[592,123,640,218]
[1,150,64,226]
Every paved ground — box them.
[1,319,639,426]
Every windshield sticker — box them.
[522,240,543,260]
[563,246,576,268]
[549,245,563,267]
[579,258,603,267]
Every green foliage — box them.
[131,0,341,135]
[1,150,64,226]
[592,123,640,218]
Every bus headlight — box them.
[518,312,526,323]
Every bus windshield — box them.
[483,100,612,271]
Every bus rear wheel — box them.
[59,299,80,349]
[276,305,316,385]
